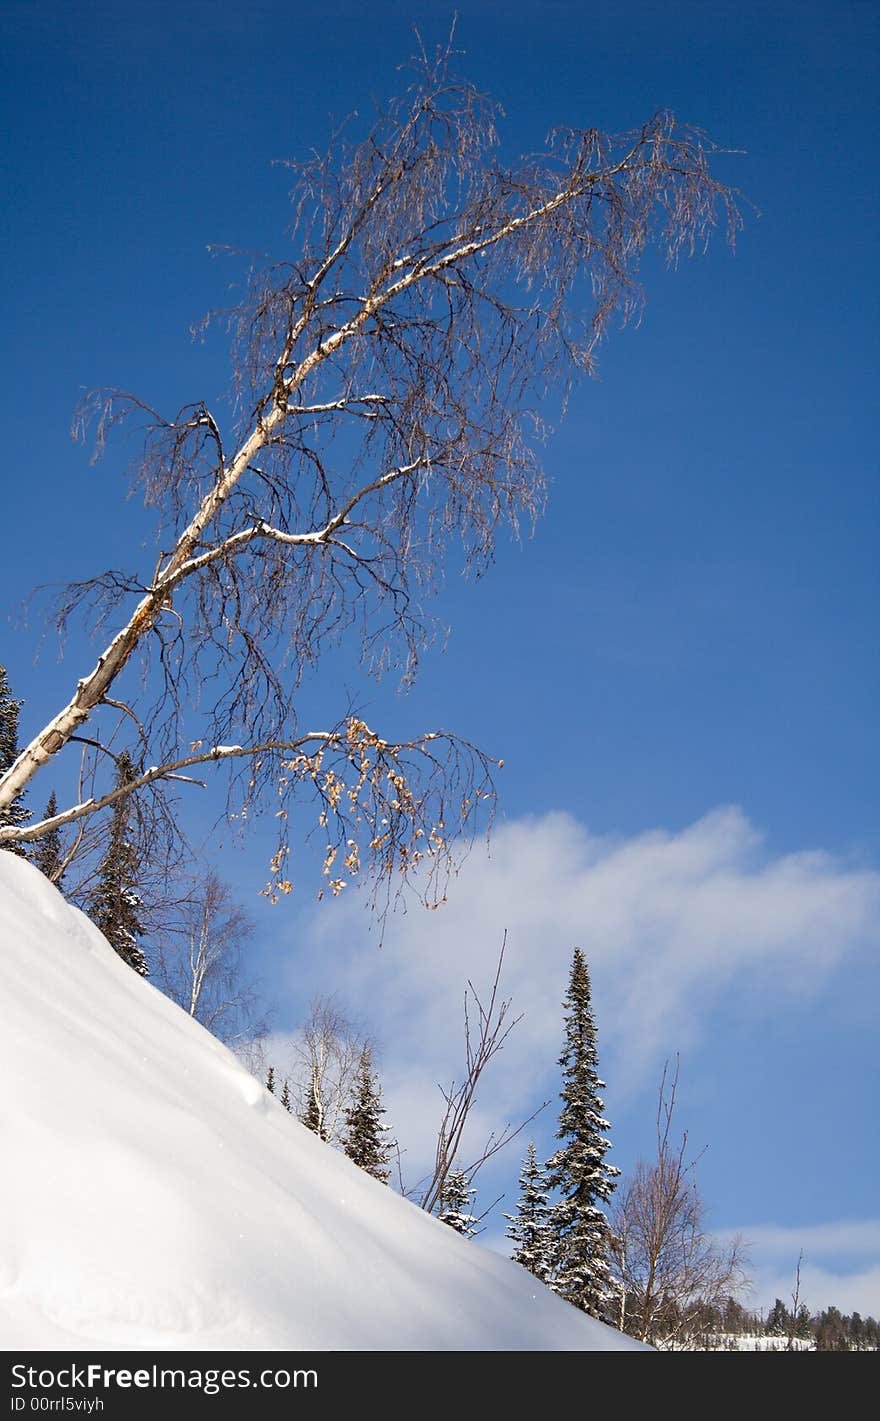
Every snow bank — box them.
[0,852,642,1350]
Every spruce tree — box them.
[31,791,66,888]
[546,947,619,1319]
[766,1298,790,1336]
[280,1078,291,1112]
[266,1066,276,1095]
[437,1169,479,1238]
[0,664,29,853]
[342,1047,392,1183]
[504,1141,555,1283]
[88,751,148,976]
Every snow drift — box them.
[0,851,641,1350]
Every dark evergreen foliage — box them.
[675,1296,880,1350]
[766,1297,790,1336]
[31,791,66,888]
[280,1078,291,1112]
[546,947,619,1320]
[266,1066,276,1095]
[815,1305,850,1352]
[341,1047,392,1183]
[88,751,148,976]
[504,1141,555,1283]
[437,1169,479,1238]
[0,665,29,853]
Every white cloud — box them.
[756,1264,880,1319]
[741,1219,880,1259]
[273,806,879,1185]
[731,1220,880,1317]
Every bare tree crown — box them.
[612,1059,749,1344]
[0,46,741,906]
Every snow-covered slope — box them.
[0,851,641,1350]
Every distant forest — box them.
[671,1296,878,1351]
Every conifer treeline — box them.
[655,1294,880,1351]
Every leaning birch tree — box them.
[0,43,741,909]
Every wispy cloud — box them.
[742,1220,880,1259]
[272,806,879,1186]
[728,1220,880,1316]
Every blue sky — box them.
[1,1,878,1318]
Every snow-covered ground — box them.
[0,851,642,1350]
[724,1335,813,1351]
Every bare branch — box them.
[419,932,544,1215]
[0,53,743,916]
